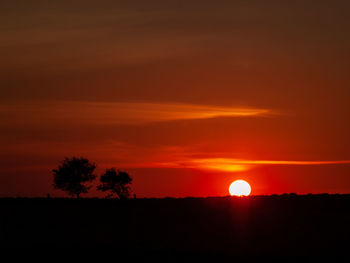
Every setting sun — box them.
[229,180,251,196]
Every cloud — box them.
[194,158,350,172]
[0,101,271,126]
[129,158,350,172]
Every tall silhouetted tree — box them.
[52,157,96,198]
[97,168,132,199]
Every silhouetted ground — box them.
[0,194,349,258]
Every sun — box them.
[229,180,251,196]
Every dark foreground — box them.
[1,194,349,258]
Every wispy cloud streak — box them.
[131,158,350,172]
[1,101,271,125]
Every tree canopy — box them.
[97,168,132,199]
[52,157,96,198]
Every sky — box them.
[1,0,350,197]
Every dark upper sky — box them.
[1,0,350,197]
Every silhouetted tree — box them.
[52,157,96,198]
[97,168,132,199]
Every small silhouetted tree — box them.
[97,168,132,199]
[52,157,97,198]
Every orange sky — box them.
[1,0,350,197]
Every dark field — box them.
[1,195,349,257]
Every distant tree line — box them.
[52,157,133,199]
